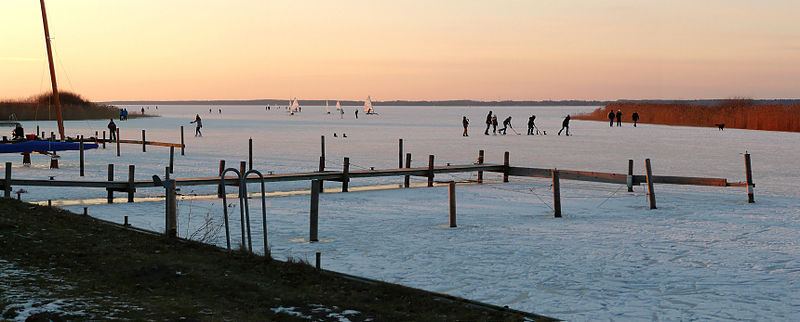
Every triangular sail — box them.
[336,101,342,111]
[325,100,330,113]
[290,98,300,113]
[363,96,374,114]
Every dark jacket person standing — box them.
[632,112,640,127]
[558,115,571,136]
[615,109,623,127]
[484,111,493,135]
[608,110,615,127]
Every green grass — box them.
[0,198,554,321]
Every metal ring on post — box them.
[244,169,269,255]
[220,167,247,251]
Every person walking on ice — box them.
[107,119,117,141]
[462,116,469,136]
[190,114,203,136]
[615,109,623,127]
[499,116,513,135]
[492,115,498,135]
[558,115,571,136]
[608,110,615,127]
[484,111,493,135]
[632,111,639,127]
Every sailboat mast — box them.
[40,0,65,141]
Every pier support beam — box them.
[180,126,185,155]
[745,153,754,203]
[127,165,135,203]
[477,150,484,183]
[398,139,404,168]
[552,170,562,218]
[627,159,634,192]
[503,151,510,183]
[310,180,320,242]
[449,181,457,227]
[4,162,11,198]
[342,157,350,192]
[107,164,114,203]
[404,153,411,188]
[645,158,656,209]
[427,155,434,187]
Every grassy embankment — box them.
[0,92,154,121]
[573,99,800,132]
[0,198,553,321]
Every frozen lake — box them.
[3,105,799,320]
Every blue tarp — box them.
[0,140,99,153]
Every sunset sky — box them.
[2,0,799,101]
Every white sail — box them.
[325,100,330,113]
[336,101,342,111]
[363,96,374,114]
[290,97,300,113]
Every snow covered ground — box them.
[3,105,799,320]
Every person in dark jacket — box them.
[632,112,639,127]
[558,115,571,136]
[484,111,493,135]
[107,119,117,140]
[499,117,512,135]
[608,110,615,127]
[491,115,498,135]
[527,115,536,135]
[615,109,623,127]
[462,116,469,136]
[12,124,24,140]
[190,114,202,136]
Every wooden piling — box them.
[217,160,225,198]
[477,150,484,183]
[503,151,510,183]
[47,199,51,207]
[169,146,175,174]
[141,130,146,152]
[107,164,114,203]
[398,139,404,168]
[50,156,58,169]
[318,156,325,193]
[404,153,411,188]
[124,216,129,226]
[4,162,11,198]
[102,131,106,149]
[248,138,253,171]
[627,159,634,192]
[239,161,246,180]
[320,135,325,158]
[553,170,562,218]
[83,207,88,216]
[315,251,321,270]
[50,132,55,141]
[116,128,120,157]
[127,165,135,203]
[167,179,177,237]
[449,181,457,227]
[310,179,320,242]
[427,155,435,187]
[645,158,656,209]
[180,126,185,155]
[342,157,350,192]
[745,153,754,203]
[79,140,84,177]
[22,153,31,166]
[36,125,39,137]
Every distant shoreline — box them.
[103,98,800,107]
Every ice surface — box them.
[4,105,799,320]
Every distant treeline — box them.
[573,99,800,132]
[0,92,152,121]
[104,98,800,107]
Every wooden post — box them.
[36,125,39,137]
[248,138,253,171]
[449,181,457,227]
[83,207,88,216]
[503,151,510,183]
[50,155,58,169]
[167,179,177,237]
[239,161,246,181]
[102,130,106,149]
[745,153,754,203]
[107,164,114,203]
[115,128,120,157]
[627,159,634,192]
[342,157,349,192]
[217,160,225,198]
[22,153,31,166]
[310,179,320,242]
[141,129,146,152]
[404,153,411,188]
[4,162,11,198]
[124,216,129,226]
[50,132,55,141]
[127,165,135,202]
[318,156,325,193]
[645,158,656,209]
[552,170,562,218]
[316,252,321,270]
[169,146,174,174]
[320,135,325,158]
[47,199,51,207]
[477,150,484,183]
[427,155,434,187]
[79,140,84,177]
[180,126,185,155]
[398,139,403,168]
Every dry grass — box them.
[573,99,800,132]
[0,91,154,121]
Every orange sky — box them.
[2,0,799,101]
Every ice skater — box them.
[492,115,498,135]
[107,119,117,141]
[527,115,537,135]
[462,116,469,136]
[632,112,639,127]
[615,109,622,127]
[608,110,615,127]
[355,110,359,119]
[484,111,493,135]
[558,115,571,136]
[190,114,203,136]
[499,116,513,135]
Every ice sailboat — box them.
[364,96,377,115]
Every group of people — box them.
[608,109,640,127]
[118,108,129,120]
[460,111,571,136]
